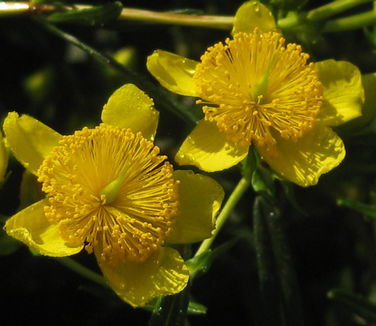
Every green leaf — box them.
[47,2,123,26]
[328,289,376,323]
[337,197,376,218]
[253,196,283,326]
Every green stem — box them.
[1,1,375,33]
[306,0,374,22]
[56,257,108,287]
[323,9,376,32]
[194,177,250,257]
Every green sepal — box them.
[47,2,123,26]
[328,289,376,323]
[251,165,275,199]
[241,146,259,183]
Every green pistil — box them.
[101,173,127,205]
[251,57,275,104]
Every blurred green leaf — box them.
[47,2,123,26]
[328,289,376,323]
[337,197,376,218]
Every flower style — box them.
[147,1,364,186]
[2,83,224,307]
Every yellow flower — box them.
[0,132,8,183]
[2,83,224,307]
[146,1,364,186]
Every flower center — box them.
[37,124,178,264]
[194,31,323,146]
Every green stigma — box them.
[251,56,275,103]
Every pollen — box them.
[37,124,178,265]
[194,30,323,147]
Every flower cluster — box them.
[147,1,364,186]
[3,84,224,307]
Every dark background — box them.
[1,1,376,325]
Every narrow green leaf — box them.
[328,289,376,323]
[337,197,376,218]
[280,180,307,216]
[264,198,305,326]
[186,300,207,315]
[47,2,123,26]
[253,196,283,326]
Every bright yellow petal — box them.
[96,247,189,307]
[3,112,62,175]
[232,1,277,35]
[315,60,364,126]
[175,120,249,172]
[167,170,224,244]
[147,50,198,97]
[257,125,345,187]
[101,84,159,141]
[4,199,83,256]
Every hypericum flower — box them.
[2,84,224,307]
[147,1,364,186]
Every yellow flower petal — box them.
[257,125,345,187]
[147,50,198,97]
[101,84,159,141]
[175,120,249,172]
[3,112,62,175]
[340,73,376,131]
[315,60,364,126]
[0,132,8,183]
[232,1,277,35]
[96,247,189,307]
[4,199,83,256]
[167,170,224,244]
